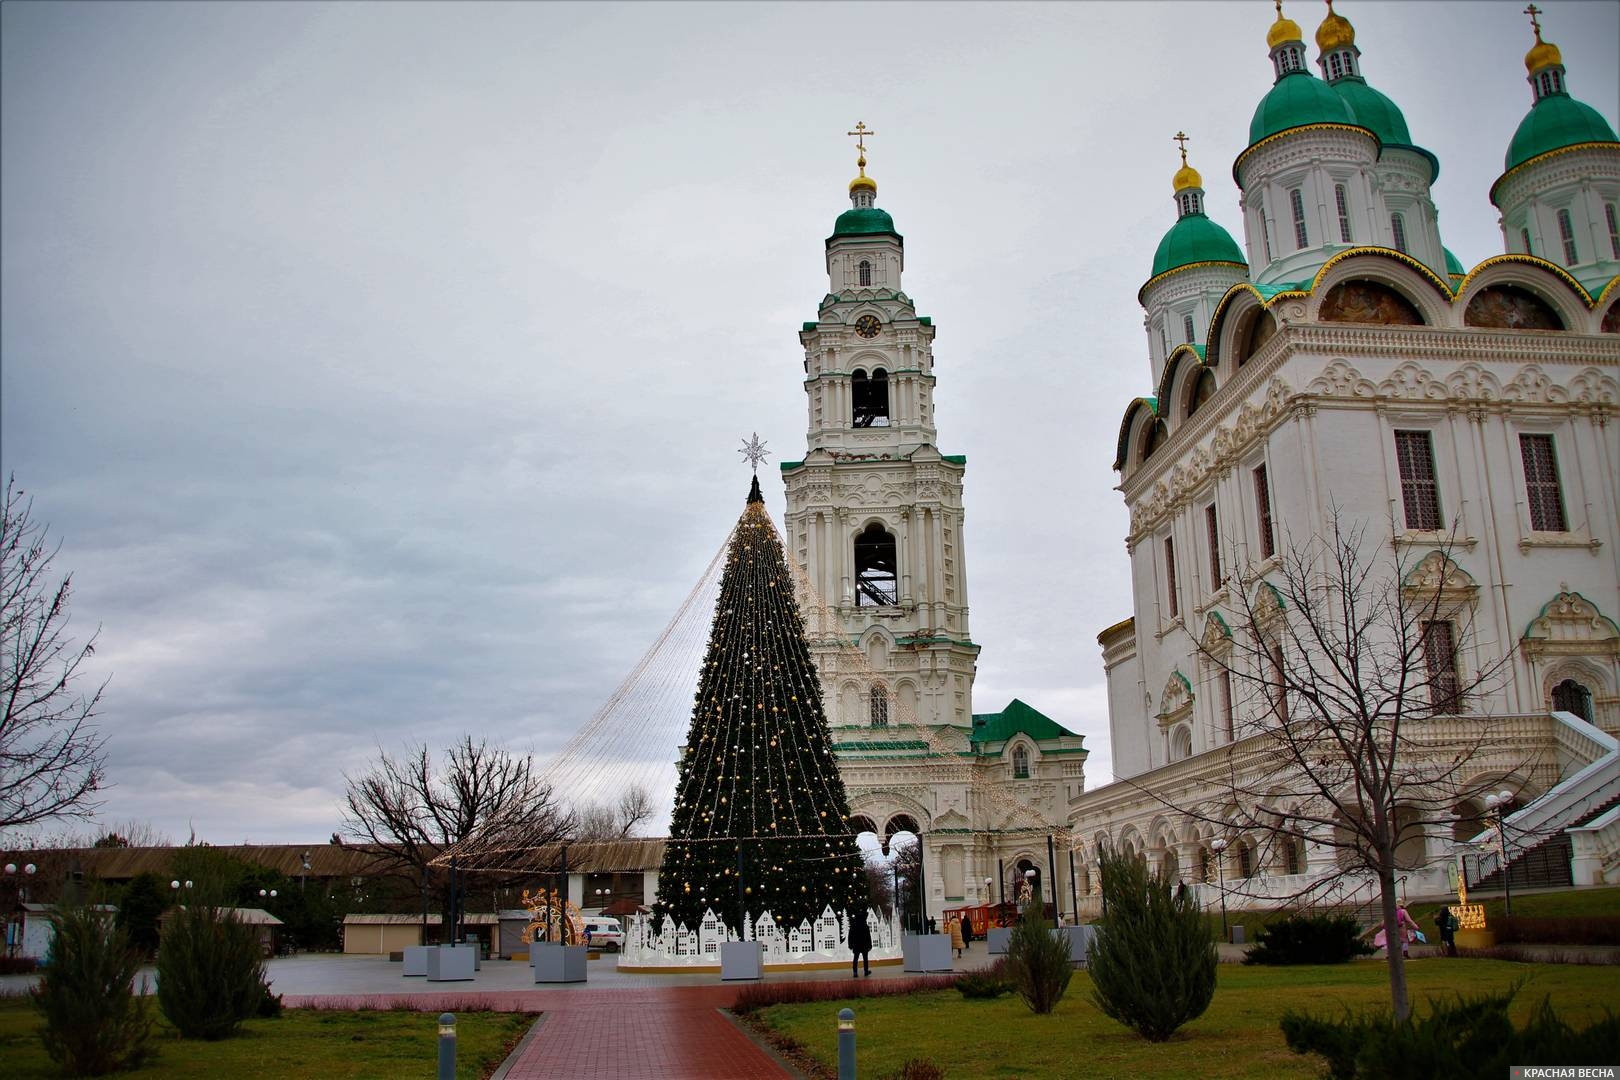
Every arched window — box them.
[1290,188,1308,249]
[854,523,897,607]
[1551,678,1594,723]
[1606,204,1620,260]
[1283,835,1305,876]
[1169,725,1192,762]
[851,368,890,427]
[1557,209,1578,264]
[1012,744,1030,779]
[1261,213,1274,263]
[869,685,890,727]
[1185,368,1215,418]
[1141,419,1167,461]
[1236,840,1255,879]
[858,260,872,286]
[1390,212,1408,253]
[1158,323,1169,357]
[1237,309,1277,367]
[1182,313,1196,344]
[1520,227,1534,256]
[1335,184,1352,243]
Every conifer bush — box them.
[30,903,153,1076]
[1005,884,1072,1014]
[156,902,267,1039]
[1243,913,1375,965]
[1087,845,1216,1041]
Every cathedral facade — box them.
[1074,3,1620,911]
[782,138,1086,924]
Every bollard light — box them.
[437,1012,457,1080]
[838,1008,854,1031]
[837,1007,856,1080]
[438,1013,456,1037]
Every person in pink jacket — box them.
[1373,905,1420,958]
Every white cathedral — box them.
[790,3,1620,927]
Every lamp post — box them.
[1484,789,1516,918]
[4,863,36,957]
[1210,839,1229,937]
[1024,868,1037,916]
[258,888,278,901]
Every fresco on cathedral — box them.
[1602,301,1620,335]
[1465,285,1563,331]
[1318,280,1423,326]
[1237,310,1277,366]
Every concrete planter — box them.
[402,945,433,977]
[985,927,1012,955]
[902,933,953,972]
[720,941,764,981]
[533,943,587,984]
[1054,925,1096,964]
[426,944,476,982]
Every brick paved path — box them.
[282,985,793,1079]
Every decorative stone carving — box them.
[1521,591,1620,660]
[1156,671,1194,726]
[1401,551,1480,608]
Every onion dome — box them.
[1315,2,1354,52]
[1444,246,1466,280]
[832,125,902,240]
[1249,73,1357,144]
[1172,157,1203,194]
[1500,9,1618,175]
[1149,138,1245,281]
[1267,0,1302,50]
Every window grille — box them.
[1335,184,1352,243]
[1393,430,1442,530]
[1183,314,1196,344]
[1551,678,1594,723]
[1253,464,1275,559]
[870,686,889,727]
[1219,668,1234,741]
[1261,214,1273,263]
[1390,212,1408,253]
[1519,433,1567,531]
[1012,745,1030,779]
[1606,204,1620,260]
[1290,188,1307,249]
[1521,228,1533,256]
[1422,620,1461,714]
[1557,209,1578,264]
[1205,505,1221,585]
[858,260,872,286]
[1164,536,1179,619]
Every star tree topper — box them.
[739,432,771,475]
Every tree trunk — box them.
[1376,862,1410,1021]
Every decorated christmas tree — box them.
[655,464,867,931]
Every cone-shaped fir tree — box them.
[655,477,868,932]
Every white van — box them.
[581,917,624,951]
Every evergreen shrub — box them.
[30,903,153,1076]
[955,957,1014,999]
[115,872,167,957]
[1282,985,1620,1080]
[1243,913,1376,965]
[1087,845,1216,1041]
[1005,884,1071,1014]
[156,903,267,1039]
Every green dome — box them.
[1504,93,1619,173]
[1150,214,1246,279]
[831,206,901,239]
[1443,246,1465,277]
[1328,78,1409,145]
[1249,72,1358,145]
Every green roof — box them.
[1249,71,1359,145]
[1150,214,1246,279]
[1328,77,1440,180]
[1443,246,1465,277]
[831,207,902,240]
[1503,92,1619,173]
[802,322,819,332]
[969,698,1080,746]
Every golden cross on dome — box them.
[1173,131,1190,165]
[1274,0,1284,16]
[847,121,876,173]
[739,432,771,475]
[1523,3,1543,38]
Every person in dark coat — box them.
[959,914,973,948]
[849,913,872,977]
[1436,905,1458,957]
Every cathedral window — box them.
[1205,505,1221,585]
[1219,668,1235,741]
[1551,678,1594,723]
[1158,322,1169,357]
[1606,204,1620,260]
[870,685,889,727]
[1012,744,1030,779]
[1266,636,1288,723]
[1253,464,1275,559]
[1182,314,1196,344]
[1557,208,1578,264]
[1163,536,1180,619]
[1327,52,1345,80]
[1290,189,1308,249]
[1261,214,1274,263]
[1520,227,1534,256]
[1390,212,1408,253]
[1422,620,1461,714]
[1335,184,1352,243]
[1535,68,1563,98]
[1185,369,1215,418]
[1236,840,1255,879]
[1141,419,1166,462]
[858,260,872,286]
[1169,725,1192,762]
[1519,434,1567,531]
[1394,430,1442,530]
[854,523,898,607]
[851,368,890,428]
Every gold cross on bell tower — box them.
[1523,3,1543,38]
[1173,130,1190,166]
[847,121,876,174]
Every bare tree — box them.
[341,736,574,912]
[572,784,655,841]
[0,477,107,833]
[1156,510,1526,1019]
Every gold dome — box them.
[1172,162,1203,193]
[1315,0,1355,52]
[849,173,877,195]
[1267,0,1303,49]
[1524,36,1562,73]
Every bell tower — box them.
[781,125,978,732]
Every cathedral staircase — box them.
[1468,789,1620,893]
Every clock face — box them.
[854,315,881,338]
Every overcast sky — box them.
[3,1,1616,845]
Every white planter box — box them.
[426,944,476,982]
[902,933,953,972]
[720,941,764,981]
[1055,925,1095,964]
[532,943,587,984]
[402,945,432,977]
[985,927,1012,955]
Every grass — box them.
[751,959,1620,1079]
[0,996,533,1079]
[1407,884,1620,927]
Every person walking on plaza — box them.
[959,914,973,951]
[849,912,872,977]
[1374,904,1420,959]
[949,913,965,958]
[1436,904,1458,957]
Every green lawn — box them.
[753,959,1619,1080]
[1408,885,1620,927]
[0,998,533,1079]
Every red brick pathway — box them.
[282,986,792,1079]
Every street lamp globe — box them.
[3,864,14,875]
[170,880,180,890]
[1210,838,1228,853]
